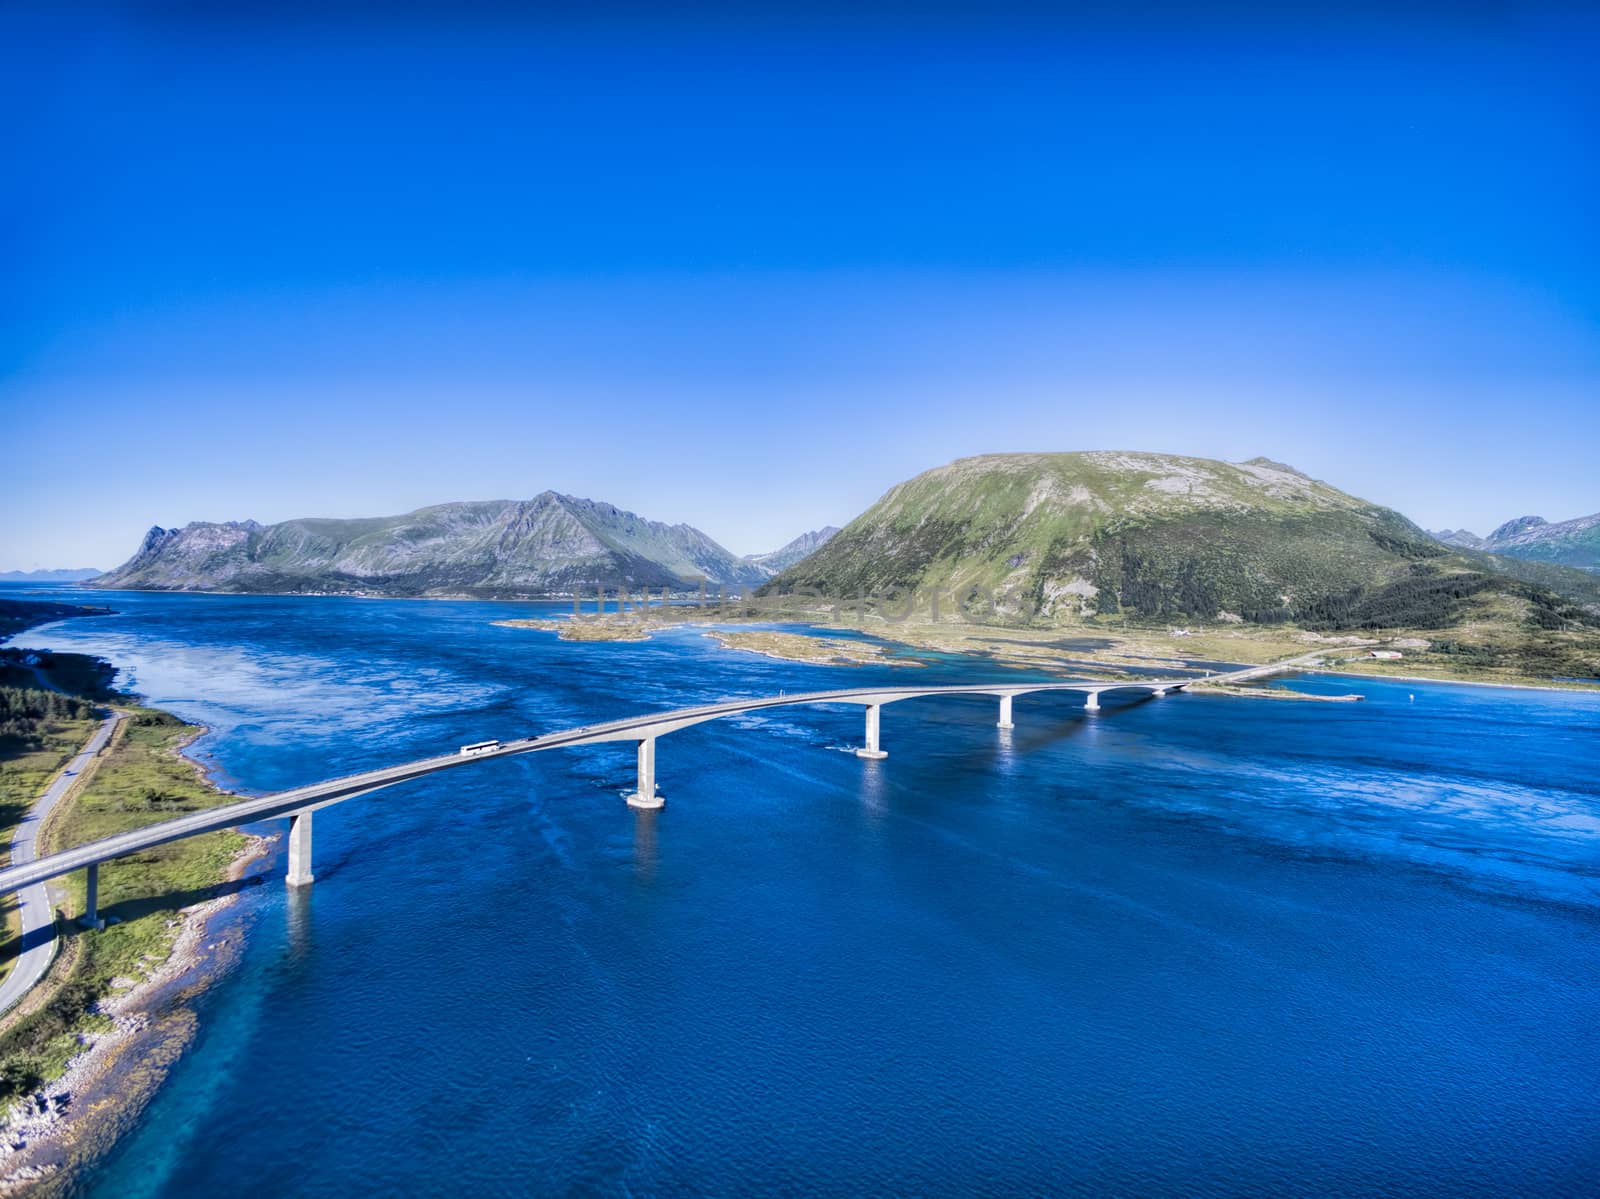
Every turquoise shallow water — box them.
[8,587,1600,1197]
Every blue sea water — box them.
[7,587,1600,1197]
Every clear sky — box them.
[4,2,1597,570]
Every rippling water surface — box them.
[10,588,1600,1197]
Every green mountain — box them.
[91,492,769,597]
[767,452,1600,631]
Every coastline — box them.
[1190,684,1365,702]
[496,605,1600,692]
[493,616,925,667]
[37,584,1600,693]
[0,610,277,1197]
[1307,667,1600,695]
[756,613,1600,695]
[701,628,923,667]
[0,584,1593,1190]
[0,831,270,1195]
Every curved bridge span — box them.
[0,675,1215,913]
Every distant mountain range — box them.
[91,494,822,597]
[1429,529,1486,550]
[0,568,102,582]
[768,451,1600,632]
[1429,513,1600,573]
[83,464,1600,645]
[743,527,839,573]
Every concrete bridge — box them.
[0,644,1353,944]
[0,675,1209,923]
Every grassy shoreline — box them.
[0,605,267,1192]
[58,583,1600,689]
[0,687,265,1192]
[496,602,1600,692]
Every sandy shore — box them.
[0,834,271,1195]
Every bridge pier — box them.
[628,737,663,809]
[287,809,314,887]
[79,862,103,930]
[1084,691,1101,713]
[997,694,1014,729]
[856,704,888,759]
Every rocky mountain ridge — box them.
[744,527,840,573]
[92,493,772,597]
[1430,511,1600,572]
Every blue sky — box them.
[4,2,1597,569]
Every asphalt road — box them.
[0,649,1345,945]
[0,711,120,1016]
[0,675,1208,903]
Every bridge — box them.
[0,648,1335,933]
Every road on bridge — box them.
[0,643,1355,1017]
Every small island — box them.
[701,630,921,667]
[492,616,652,642]
[493,615,921,666]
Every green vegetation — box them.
[0,598,111,641]
[0,689,98,810]
[0,688,98,741]
[0,971,100,1099]
[0,651,119,839]
[765,453,1600,670]
[0,649,114,989]
[0,693,100,991]
[772,452,1371,601]
[1072,508,1456,624]
[702,629,921,666]
[0,659,250,1110]
[1365,627,1600,683]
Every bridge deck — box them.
[0,648,1336,898]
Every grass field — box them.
[0,712,99,989]
[0,658,249,1106]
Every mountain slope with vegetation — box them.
[767,452,1600,639]
[91,493,768,597]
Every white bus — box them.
[459,739,501,757]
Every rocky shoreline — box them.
[0,834,270,1195]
